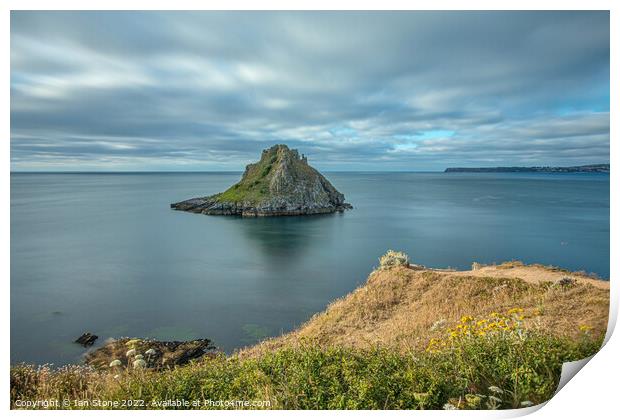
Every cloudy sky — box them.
[11,11,609,171]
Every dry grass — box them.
[239,263,609,358]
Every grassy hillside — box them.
[242,259,608,357]
[11,253,609,410]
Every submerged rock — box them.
[171,144,352,217]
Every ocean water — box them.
[10,172,610,365]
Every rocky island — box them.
[171,144,352,216]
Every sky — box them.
[10,11,610,171]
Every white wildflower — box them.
[133,359,147,369]
[379,250,410,269]
[488,385,504,394]
[430,319,447,331]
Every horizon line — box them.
[9,170,446,174]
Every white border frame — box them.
[2,2,616,419]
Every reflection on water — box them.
[233,214,338,265]
[11,172,609,365]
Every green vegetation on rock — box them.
[216,149,281,204]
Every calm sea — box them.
[10,172,610,365]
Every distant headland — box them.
[444,163,609,173]
[171,144,352,217]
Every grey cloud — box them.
[10,11,609,171]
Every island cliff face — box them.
[171,144,352,217]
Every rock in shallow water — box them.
[85,338,216,370]
[75,332,98,347]
[171,144,352,217]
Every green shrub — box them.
[260,164,272,178]
[425,309,603,408]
